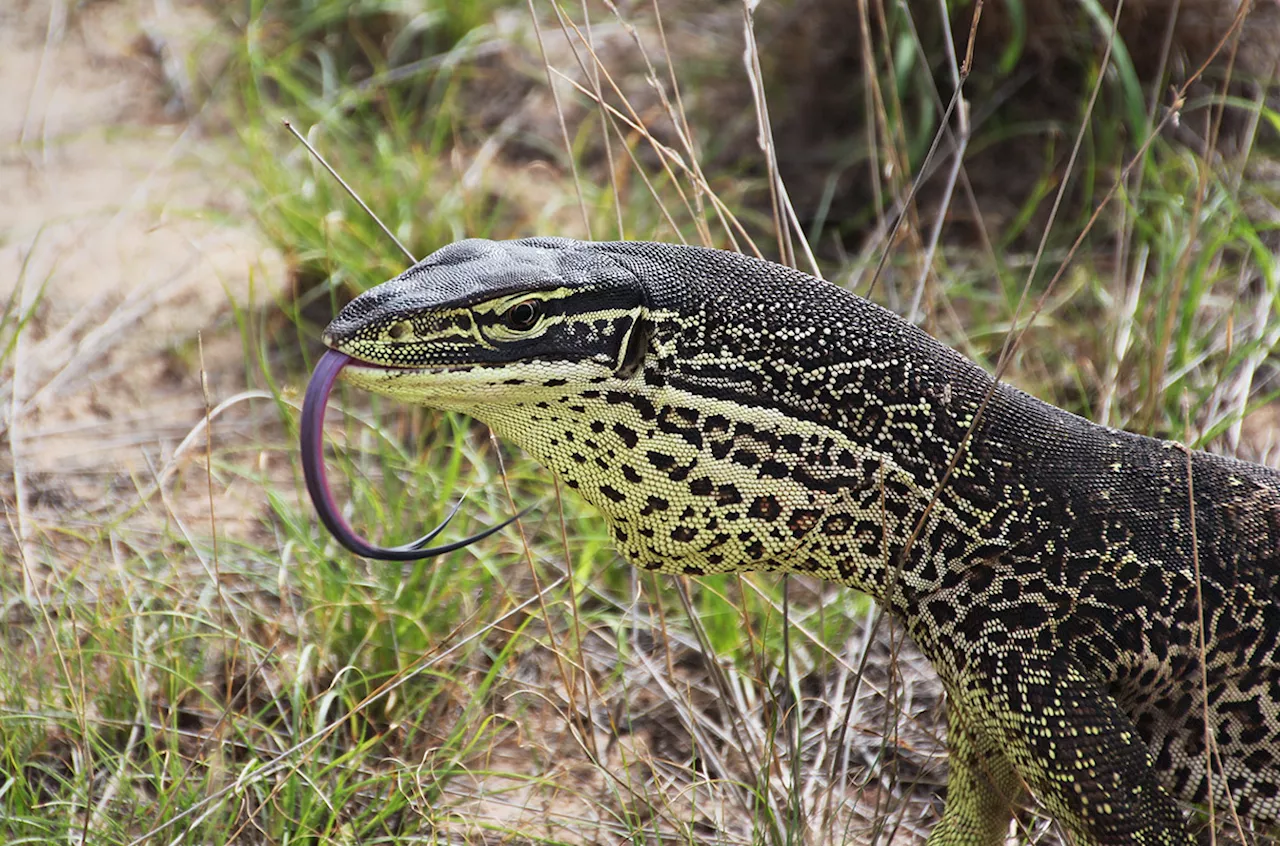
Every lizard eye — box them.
[387,320,412,341]
[504,299,543,332]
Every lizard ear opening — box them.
[616,315,650,379]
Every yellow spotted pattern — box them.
[326,238,1280,845]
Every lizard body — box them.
[307,237,1280,843]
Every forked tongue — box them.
[300,348,529,560]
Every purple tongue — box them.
[300,348,527,560]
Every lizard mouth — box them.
[300,348,529,560]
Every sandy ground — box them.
[0,0,288,569]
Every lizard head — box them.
[300,237,657,561]
[321,237,651,409]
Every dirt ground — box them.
[0,0,287,568]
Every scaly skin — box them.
[314,237,1280,844]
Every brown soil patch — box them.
[0,0,287,565]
